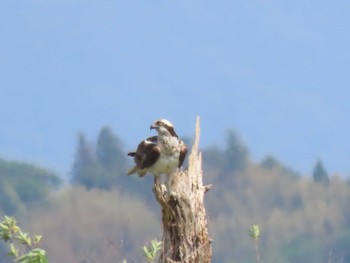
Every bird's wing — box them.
[133,136,160,169]
[178,141,188,167]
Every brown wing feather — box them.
[141,144,161,168]
[178,141,188,167]
[128,136,160,169]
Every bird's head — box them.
[150,119,178,137]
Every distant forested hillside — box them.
[1,126,350,263]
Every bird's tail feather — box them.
[127,166,137,175]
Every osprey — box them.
[127,119,187,191]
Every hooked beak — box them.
[150,123,158,130]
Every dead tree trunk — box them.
[153,117,212,263]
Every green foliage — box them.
[0,159,61,214]
[260,155,300,178]
[249,225,261,263]
[71,128,130,190]
[97,126,126,172]
[223,129,249,172]
[0,216,47,263]
[15,248,47,263]
[312,159,330,185]
[203,129,249,175]
[0,182,22,215]
[71,133,97,188]
[249,224,260,240]
[142,239,162,263]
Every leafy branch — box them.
[142,238,162,263]
[0,216,47,263]
[249,224,261,263]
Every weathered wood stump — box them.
[153,117,212,263]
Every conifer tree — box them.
[96,126,126,174]
[224,129,249,172]
[71,128,130,190]
[312,159,330,185]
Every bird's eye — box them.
[157,121,163,126]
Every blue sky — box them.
[1,0,350,177]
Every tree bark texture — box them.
[154,117,212,263]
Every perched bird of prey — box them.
[127,119,187,192]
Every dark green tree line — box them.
[0,159,61,214]
[71,126,138,191]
